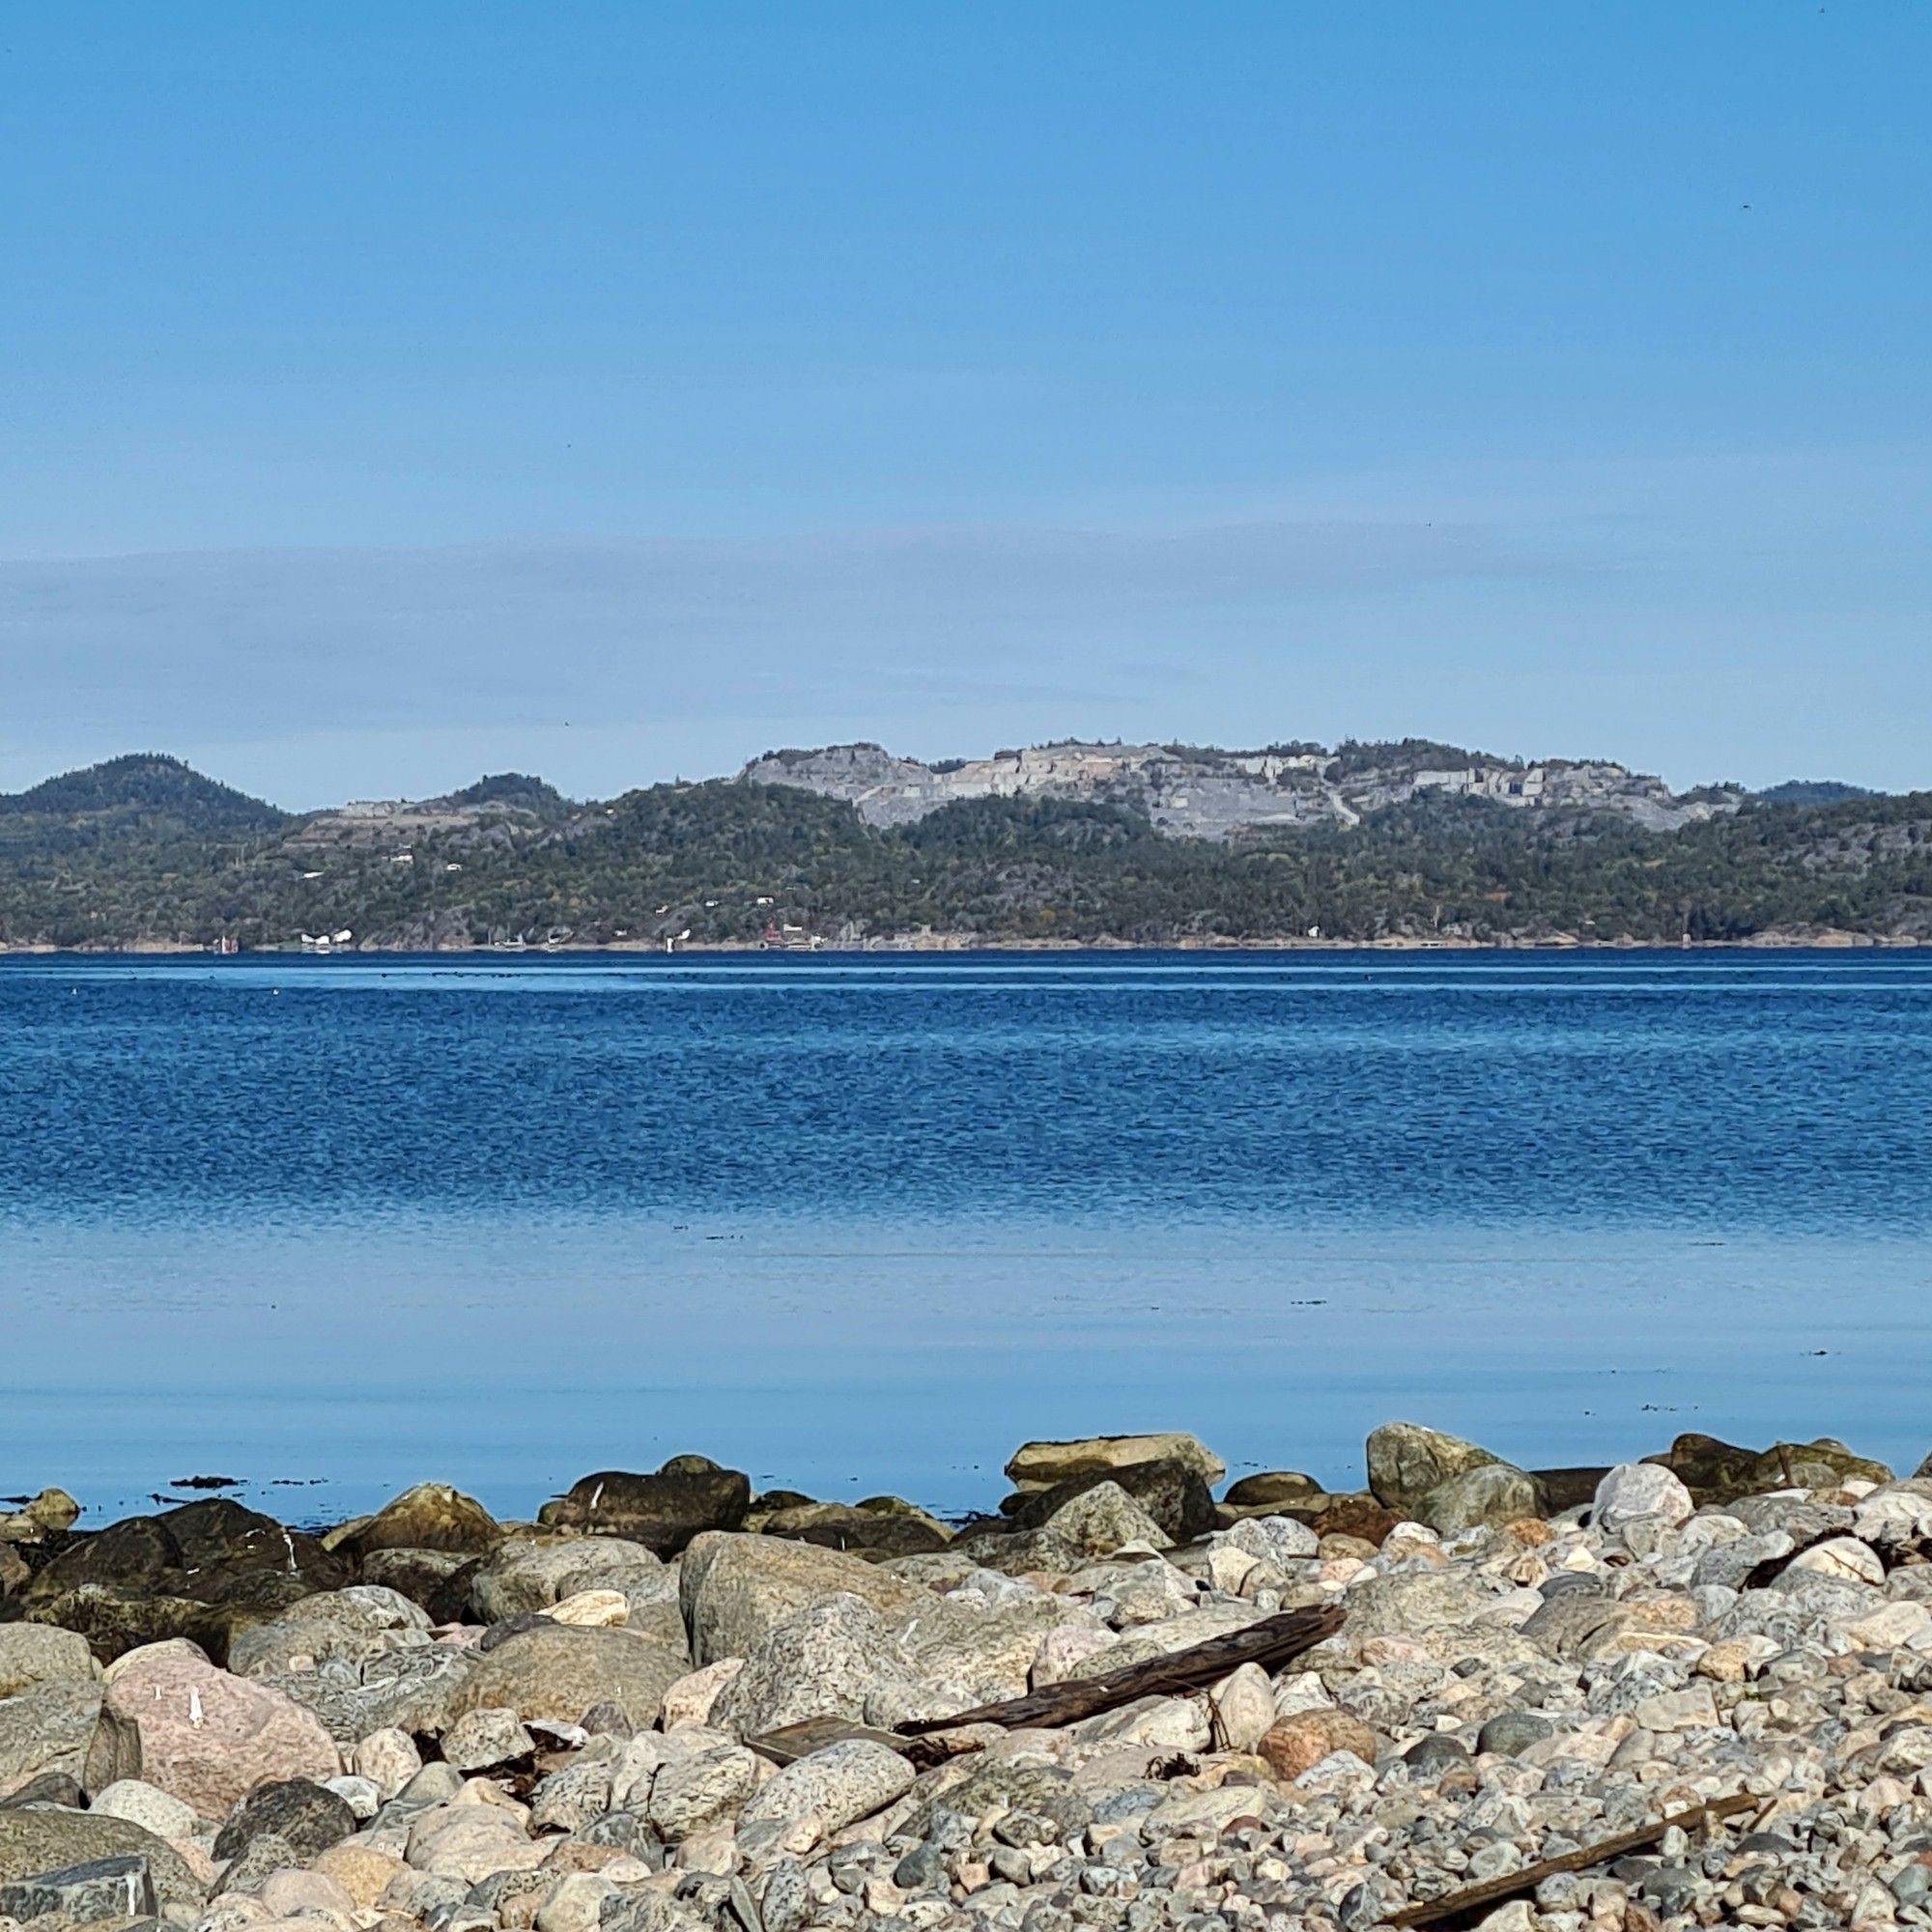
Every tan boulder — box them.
[1257,1708,1379,1782]
[1004,1434,1224,1492]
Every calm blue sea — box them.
[3,951,1930,1523]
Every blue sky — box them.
[3,3,1928,805]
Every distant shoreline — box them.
[0,930,1922,957]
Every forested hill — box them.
[0,748,1927,951]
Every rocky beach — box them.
[3,1425,1931,1932]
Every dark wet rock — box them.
[1403,1733,1474,1779]
[537,1459,752,1556]
[214,1776,357,1863]
[1528,1466,1613,1514]
[1646,1431,1890,1505]
[358,1546,477,1608]
[0,1772,84,1811]
[156,1498,344,1598]
[21,1586,236,1665]
[1477,1711,1554,1756]
[0,1853,156,1924]
[25,1520,182,1599]
[993,1458,1216,1544]
[477,1611,555,1652]
[21,1504,343,1662]
[1225,1470,1325,1511]
[754,1501,952,1559]
[213,1829,300,1898]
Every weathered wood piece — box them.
[1384,1791,1757,1929]
[742,1717,977,1770]
[895,1602,1346,1735]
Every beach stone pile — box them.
[4,1427,1932,1932]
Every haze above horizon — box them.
[5,4,1929,809]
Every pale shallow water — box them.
[3,951,1929,1521]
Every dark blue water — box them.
[4,952,1930,1521]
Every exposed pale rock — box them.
[1038,1482,1170,1557]
[404,1803,550,1882]
[310,1842,406,1911]
[1208,1662,1277,1751]
[1788,1535,1885,1585]
[710,1595,916,1737]
[89,1777,199,1837]
[551,1588,631,1628]
[351,1725,422,1798]
[660,1659,742,1730]
[258,1866,355,1919]
[1592,1463,1695,1532]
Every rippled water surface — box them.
[4,951,1930,1519]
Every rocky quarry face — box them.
[1,1426,1929,1932]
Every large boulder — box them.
[1004,1435,1224,1492]
[213,1776,358,1862]
[0,1627,97,1699]
[678,1532,928,1668]
[155,1499,345,1601]
[468,1537,667,1623]
[263,1643,476,1745]
[0,1492,80,1547]
[1421,1463,1541,1535]
[225,1585,433,1678]
[1366,1423,1502,1518]
[21,1504,343,1662]
[738,1738,914,1836]
[21,1586,240,1665]
[0,1681,128,1799]
[446,1625,688,1728]
[1647,1432,1890,1506]
[0,1810,203,1909]
[537,1459,752,1556]
[343,1484,499,1559]
[102,1646,339,1818]
[997,1458,1215,1544]
[709,1596,916,1737]
[1593,1463,1695,1533]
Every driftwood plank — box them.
[1385,1791,1757,1929]
[743,1718,974,1769]
[895,1602,1346,1736]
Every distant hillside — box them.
[0,741,1925,952]
[1755,779,1876,806]
[0,753,287,835]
